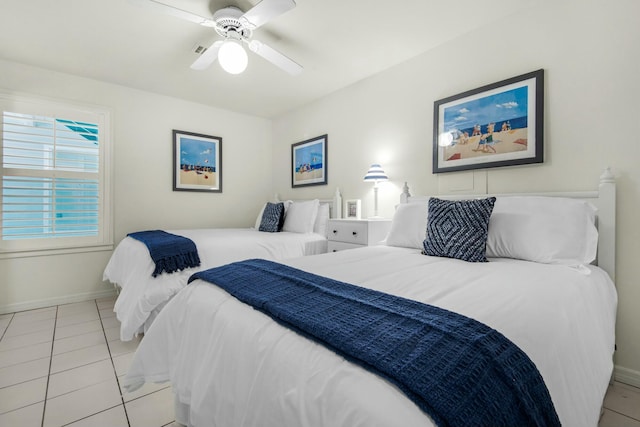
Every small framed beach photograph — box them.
[173,130,222,192]
[291,134,328,188]
[345,199,361,219]
[433,69,544,173]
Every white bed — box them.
[104,197,340,341]
[124,172,617,427]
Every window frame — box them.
[0,92,113,259]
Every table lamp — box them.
[363,164,388,218]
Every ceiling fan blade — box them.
[190,41,224,70]
[240,0,296,30]
[128,0,216,27]
[248,40,302,76]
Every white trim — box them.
[0,288,117,315]
[0,243,113,259]
[614,365,640,388]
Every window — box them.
[0,93,112,257]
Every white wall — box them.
[0,60,272,313]
[272,1,640,385]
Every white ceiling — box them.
[0,0,540,118]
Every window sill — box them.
[0,243,114,260]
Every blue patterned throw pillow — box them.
[259,202,285,232]
[422,197,496,262]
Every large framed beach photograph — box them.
[291,134,328,188]
[173,130,222,192]
[433,69,543,173]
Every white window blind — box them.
[1,94,112,256]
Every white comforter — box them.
[103,228,327,341]
[124,246,617,427]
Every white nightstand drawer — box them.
[328,241,363,252]
[329,221,368,245]
[327,219,391,251]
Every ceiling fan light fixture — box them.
[135,0,302,75]
[218,39,248,74]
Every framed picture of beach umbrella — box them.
[291,134,328,188]
[433,69,544,173]
[173,130,222,192]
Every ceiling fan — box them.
[130,0,303,75]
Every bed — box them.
[123,171,617,427]
[104,197,340,341]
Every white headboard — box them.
[400,169,616,281]
[319,198,339,220]
[275,188,343,220]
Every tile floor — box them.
[0,296,639,427]
[0,297,177,426]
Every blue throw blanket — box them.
[128,230,200,277]
[189,259,560,427]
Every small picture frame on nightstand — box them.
[345,199,361,219]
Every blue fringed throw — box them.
[189,259,560,427]
[128,230,200,277]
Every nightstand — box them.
[327,218,392,252]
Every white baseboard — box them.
[0,288,118,315]
[615,365,640,388]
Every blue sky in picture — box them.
[180,137,216,167]
[443,86,528,133]
[295,141,324,168]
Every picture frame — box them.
[173,130,222,192]
[433,69,544,173]
[345,199,361,219]
[291,134,328,188]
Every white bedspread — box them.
[124,246,617,427]
[103,228,327,340]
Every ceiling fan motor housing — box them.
[213,6,252,39]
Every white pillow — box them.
[283,199,320,234]
[486,196,598,266]
[385,202,429,249]
[282,200,293,214]
[254,203,266,229]
[313,202,331,236]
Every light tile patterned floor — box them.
[0,297,179,427]
[0,296,639,426]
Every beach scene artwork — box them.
[434,70,542,173]
[173,130,221,192]
[292,135,327,187]
[441,85,529,162]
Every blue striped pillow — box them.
[259,202,285,232]
[422,197,496,262]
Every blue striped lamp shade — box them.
[363,164,389,182]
